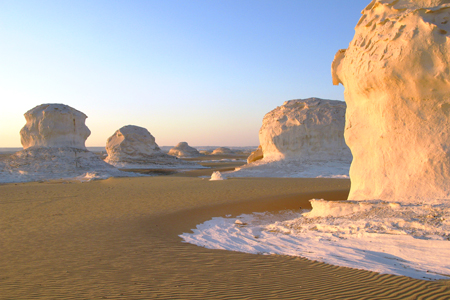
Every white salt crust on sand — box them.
[223,157,350,179]
[181,199,450,280]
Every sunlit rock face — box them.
[168,142,202,157]
[247,145,263,164]
[20,104,91,149]
[332,0,450,202]
[259,98,351,162]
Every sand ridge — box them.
[1,177,450,299]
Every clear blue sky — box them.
[0,0,366,147]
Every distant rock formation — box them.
[104,125,202,169]
[0,104,123,183]
[259,98,351,162]
[168,142,203,158]
[20,103,91,149]
[247,145,263,164]
[332,0,450,202]
[211,147,235,155]
[210,171,225,181]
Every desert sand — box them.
[2,173,450,299]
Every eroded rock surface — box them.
[259,98,351,162]
[332,0,450,202]
[0,104,123,183]
[20,103,90,149]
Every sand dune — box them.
[1,176,450,299]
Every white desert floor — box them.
[224,157,350,179]
[181,158,450,281]
[180,199,450,280]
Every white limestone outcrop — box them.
[0,147,126,183]
[211,147,235,155]
[210,171,225,181]
[247,145,263,164]
[259,98,351,162]
[168,142,203,158]
[104,125,202,169]
[332,0,450,202]
[227,98,351,178]
[20,103,91,149]
[0,104,125,183]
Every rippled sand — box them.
[1,175,450,299]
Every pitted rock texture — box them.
[259,98,351,162]
[332,0,450,202]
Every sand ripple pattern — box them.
[1,177,449,299]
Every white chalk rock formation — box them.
[168,142,203,158]
[104,125,202,169]
[226,98,351,178]
[247,145,263,164]
[259,98,351,162]
[211,147,235,155]
[0,104,125,183]
[20,103,91,149]
[332,0,450,202]
[210,171,225,181]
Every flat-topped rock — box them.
[259,98,351,162]
[20,103,91,149]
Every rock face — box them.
[168,142,203,158]
[259,98,351,162]
[332,0,450,202]
[247,145,263,164]
[20,104,91,149]
[105,125,201,168]
[211,147,235,155]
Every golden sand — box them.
[1,175,450,299]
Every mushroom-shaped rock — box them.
[168,142,203,158]
[332,0,450,202]
[247,145,263,164]
[259,98,351,162]
[20,103,91,149]
[0,104,124,183]
[104,125,201,169]
[211,147,235,155]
